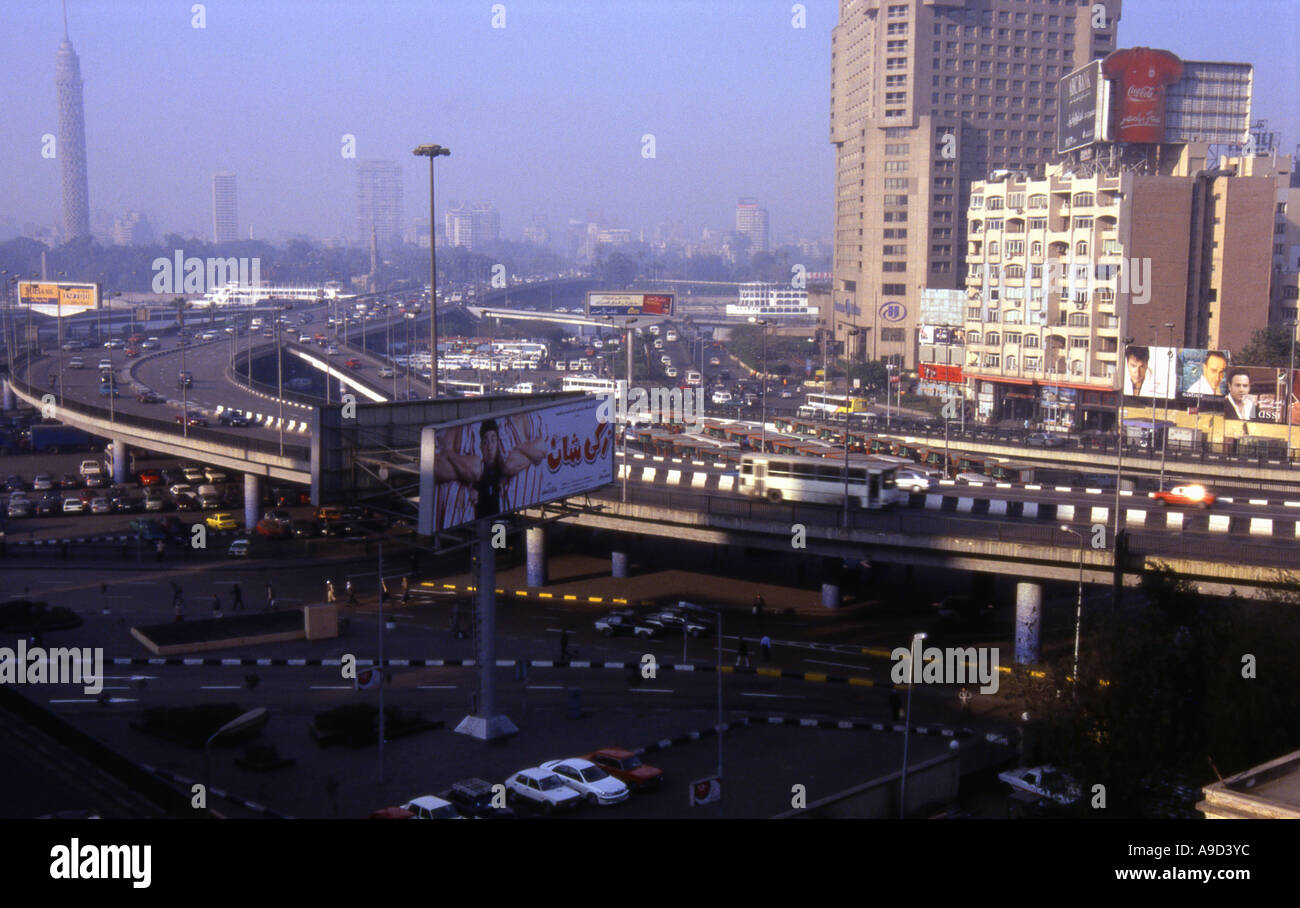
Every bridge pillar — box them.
[525,526,547,588]
[2,380,14,411]
[611,549,629,579]
[243,474,261,532]
[110,439,129,485]
[1014,582,1043,665]
[821,557,842,608]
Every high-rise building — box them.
[355,160,404,252]
[735,198,770,254]
[523,215,550,246]
[445,202,501,250]
[211,171,238,243]
[112,210,153,246]
[829,0,1121,369]
[55,12,91,242]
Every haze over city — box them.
[2,0,1296,244]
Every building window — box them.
[1028,193,1048,209]
[1005,241,1024,257]
[1023,335,1040,349]
[1067,313,1089,327]
[881,328,906,342]
[881,284,907,295]
[988,241,999,257]
[968,331,982,345]
[885,145,909,157]
[1075,241,1088,256]
[882,245,906,256]
[970,195,984,209]
[986,332,1001,345]
[884,178,910,189]
[882,262,907,272]
[1069,337,1089,349]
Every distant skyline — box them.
[3,1,1297,246]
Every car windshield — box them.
[538,775,565,791]
[578,766,608,782]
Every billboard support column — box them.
[2,380,14,412]
[525,525,547,588]
[454,517,518,741]
[612,549,628,579]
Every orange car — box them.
[1148,484,1215,508]
[581,748,663,791]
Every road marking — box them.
[417,684,457,690]
[200,685,242,690]
[309,685,352,690]
[525,685,564,690]
[741,692,805,699]
[806,659,873,671]
[629,688,673,694]
[50,698,138,704]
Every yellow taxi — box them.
[205,511,239,530]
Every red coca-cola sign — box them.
[1102,47,1183,144]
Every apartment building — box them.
[829,0,1121,370]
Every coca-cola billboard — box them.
[1101,47,1183,144]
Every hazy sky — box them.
[3,0,1296,245]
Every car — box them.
[103,339,125,349]
[325,345,340,355]
[262,509,292,528]
[298,334,313,344]
[1149,484,1215,509]
[67,357,84,369]
[204,468,228,483]
[256,517,291,538]
[31,474,53,491]
[200,332,216,342]
[399,796,463,820]
[84,473,107,488]
[62,498,85,514]
[198,492,222,510]
[130,518,168,542]
[138,469,163,487]
[98,359,113,371]
[643,606,713,637]
[89,497,114,515]
[35,495,60,516]
[344,358,362,369]
[124,347,140,357]
[291,519,321,538]
[177,371,193,388]
[7,498,33,518]
[581,748,664,791]
[77,488,96,505]
[594,610,658,639]
[168,482,194,497]
[503,768,583,814]
[61,341,80,351]
[378,367,395,378]
[79,460,102,477]
[895,469,932,493]
[141,338,160,350]
[1025,432,1067,448]
[181,466,206,482]
[205,512,239,531]
[59,474,80,489]
[116,495,145,513]
[97,384,120,398]
[436,778,515,819]
[538,758,630,806]
[143,490,168,512]
[175,413,209,427]
[136,390,162,404]
[227,538,251,557]
[174,493,201,511]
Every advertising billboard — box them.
[417,396,614,535]
[1101,47,1184,145]
[585,292,674,319]
[1123,346,1230,400]
[1058,60,1108,153]
[17,281,100,317]
[1219,366,1300,424]
[919,363,963,384]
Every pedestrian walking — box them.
[735,637,750,668]
[380,578,389,604]
[345,579,357,606]
[174,600,184,622]
[266,582,275,610]
[752,594,765,617]
[169,581,183,607]
[231,583,244,610]
[155,539,165,562]
[400,576,410,604]
[326,580,336,603]
[559,627,571,661]
[959,686,972,719]
[211,593,222,619]
[759,634,772,663]
[450,602,464,638]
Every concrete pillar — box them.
[525,526,547,588]
[110,439,129,485]
[612,550,628,579]
[2,380,14,411]
[821,556,842,609]
[455,518,517,740]
[243,474,260,532]
[1014,581,1043,665]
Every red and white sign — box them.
[920,363,963,384]
[690,777,722,806]
[1102,47,1183,144]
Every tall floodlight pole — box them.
[1113,337,1132,546]
[749,318,768,453]
[900,630,926,818]
[1289,318,1297,465]
[276,304,285,456]
[1060,525,1085,688]
[1159,322,1174,489]
[413,144,450,399]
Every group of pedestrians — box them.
[169,580,254,621]
[734,634,772,668]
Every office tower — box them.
[735,198,770,254]
[829,0,1121,369]
[112,210,153,246]
[445,202,501,250]
[212,170,238,243]
[55,9,91,242]
[355,160,404,252]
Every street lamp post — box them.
[900,630,926,818]
[749,318,769,453]
[276,305,285,456]
[1112,336,1133,548]
[1158,322,1174,490]
[886,364,896,429]
[1060,524,1085,687]
[1289,318,1298,464]
[413,143,451,399]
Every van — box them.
[79,459,104,477]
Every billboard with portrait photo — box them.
[1178,348,1229,398]
[1222,366,1300,424]
[417,397,614,536]
[1123,344,1178,400]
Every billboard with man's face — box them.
[417,397,614,535]
[1220,366,1300,424]
[1123,346,1230,400]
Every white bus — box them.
[562,375,621,395]
[739,453,905,510]
[797,393,872,421]
[440,379,487,397]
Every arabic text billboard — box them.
[1058,60,1108,153]
[17,281,100,315]
[417,397,613,535]
[585,292,674,319]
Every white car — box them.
[401,796,463,819]
[62,498,85,514]
[378,367,395,378]
[203,468,227,483]
[32,474,54,491]
[227,538,250,557]
[168,482,194,497]
[504,767,583,813]
[98,360,113,371]
[538,758,630,806]
[895,470,932,493]
[182,467,206,482]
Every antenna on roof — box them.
[63,0,69,40]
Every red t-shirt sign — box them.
[1102,47,1183,144]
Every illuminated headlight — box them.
[1186,486,1205,501]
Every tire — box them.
[911,485,923,494]
[766,489,782,503]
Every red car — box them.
[1149,484,1215,508]
[581,748,663,791]
[344,358,362,369]
[255,517,290,538]
[124,347,140,357]
[138,469,162,487]
[128,335,144,344]
[175,413,209,427]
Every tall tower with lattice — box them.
[55,2,91,242]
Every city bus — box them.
[798,393,872,421]
[440,379,487,397]
[561,375,621,395]
[987,461,1036,484]
[738,453,906,510]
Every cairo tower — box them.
[55,10,91,241]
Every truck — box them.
[29,424,100,455]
